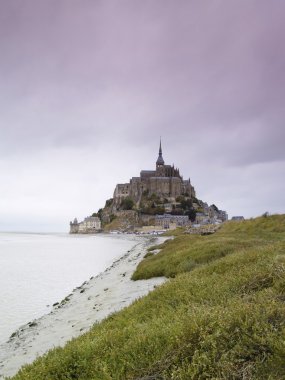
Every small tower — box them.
[70,218,79,234]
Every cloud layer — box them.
[0,1,284,231]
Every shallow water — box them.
[0,232,137,344]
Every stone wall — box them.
[148,177,182,198]
[139,214,155,225]
[70,223,79,233]
[113,184,130,206]
[104,210,140,232]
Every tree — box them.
[211,204,219,212]
[180,198,193,210]
[105,198,113,208]
[186,209,197,222]
[97,208,103,219]
[171,209,184,216]
[141,205,165,215]
[121,197,134,210]
[92,209,103,220]
[176,195,185,203]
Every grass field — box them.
[10,214,285,380]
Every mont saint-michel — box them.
[112,139,196,205]
[70,140,227,233]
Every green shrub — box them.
[109,214,117,222]
[120,197,134,210]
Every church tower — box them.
[156,138,165,176]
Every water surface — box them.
[0,232,137,344]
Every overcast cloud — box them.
[0,0,284,232]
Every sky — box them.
[0,0,284,232]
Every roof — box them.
[84,216,101,222]
[156,156,165,165]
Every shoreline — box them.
[0,235,167,379]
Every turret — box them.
[70,217,79,234]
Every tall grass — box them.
[132,215,285,280]
[10,214,285,380]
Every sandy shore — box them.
[0,235,167,379]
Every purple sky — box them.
[0,1,284,231]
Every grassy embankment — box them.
[10,215,285,379]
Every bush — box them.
[105,198,113,208]
[141,206,165,215]
[110,214,117,222]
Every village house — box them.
[155,214,190,229]
[70,216,101,234]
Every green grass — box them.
[9,214,285,380]
[132,215,285,280]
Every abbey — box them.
[113,140,196,207]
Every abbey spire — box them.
[156,138,165,166]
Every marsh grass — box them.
[132,215,285,280]
[10,214,285,380]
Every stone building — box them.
[155,214,190,229]
[70,216,101,234]
[113,140,196,208]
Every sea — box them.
[0,232,138,345]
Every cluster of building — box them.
[70,140,231,234]
[194,203,228,225]
[153,205,228,231]
[70,216,101,234]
